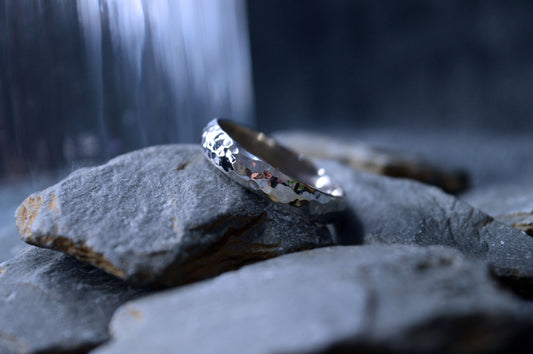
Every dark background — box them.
[248,0,533,133]
[2,0,533,179]
[0,0,252,178]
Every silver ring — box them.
[201,118,345,218]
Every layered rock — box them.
[0,247,145,353]
[322,160,533,287]
[96,246,533,354]
[275,131,469,194]
[15,145,332,286]
[464,182,533,237]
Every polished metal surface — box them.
[201,118,345,218]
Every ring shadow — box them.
[331,206,365,246]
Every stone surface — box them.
[15,145,332,286]
[95,246,532,354]
[339,129,533,190]
[275,131,469,194]
[0,247,145,353]
[463,182,533,237]
[321,160,533,284]
[0,174,62,262]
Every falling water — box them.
[0,0,254,177]
[0,0,254,259]
[78,0,254,154]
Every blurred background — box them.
[1,0,533,181]
[250,0,533,133]
[1,0,533,257]
[0,0,253,180]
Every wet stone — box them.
[275,131,469,194]
[95,246,533,354]
[463,182,533,237]
[0,247,145,353]
[321,160,533,284]
[0,175,61,263]
[15,145,332,287]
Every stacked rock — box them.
[1,134,533,353]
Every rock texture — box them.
[0,175,61,262]
[95,246,532,354]
[275,131,469,194]
[321,160,533,284]
[0,247,145,353]
[15,145,332,286]
[464,183,533,237]
[338,129,533,190]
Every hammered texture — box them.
[201,119,345,217]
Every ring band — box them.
[201,118,345,218]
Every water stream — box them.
[0,0,254,178]
[0,0,254,259]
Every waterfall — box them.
[0,0,254,177]
[76,0,254,147]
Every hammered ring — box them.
[201,118,345,219]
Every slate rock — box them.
[275,131,469,194]
[15,145,332,286]
[95,246,532,354]
[463,183,533,237]
[298,128,533,190]
[0,247,145,353]
[321,160,533,284]
[0,175,62,263]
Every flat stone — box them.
[15,145,332,286]
[275,131,469,194]
[290,128,533,189]
[321,160,533,283]
[0,247,145,353]
[463,182,533,237]
[0,175,61,262]
[95,246,532,354]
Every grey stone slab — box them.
[329,128,533,189]
[275,131,469,194]
[0,173,62,262]
[94,246,532,354]
[0,247,145,353]
[320,160,533,283]
[463,182,533,237]
[15,145,332,286]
